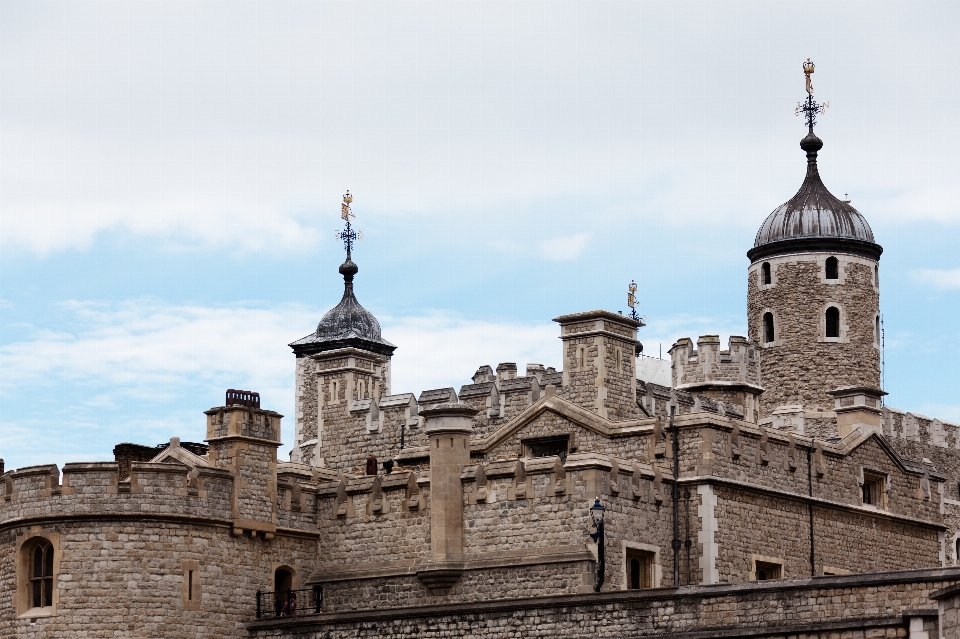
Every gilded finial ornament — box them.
[803,58,815,95]
[627,279,640,322]
[794,59,829,132]
[335,190,363,258]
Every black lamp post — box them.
[589,497,606,592]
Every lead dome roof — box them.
[748,132,882,262]
[289,257,396,357]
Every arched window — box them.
[825,257,839,280]
[763,312,775,344]
[762,262,771,285]
[874,264,879,286]
[825,307,840,338]
[29,540,54,609]
[875,316,880,346]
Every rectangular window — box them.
[862,472,886,508]
[524,435,570,462]
[626,549,655,589]
[754,560,782,581]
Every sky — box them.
[2,0,959,470]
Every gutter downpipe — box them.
[671,404,681,587]
[807,444,815,577]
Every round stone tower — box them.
[747,127,883,430]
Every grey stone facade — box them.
[3,124,960,639]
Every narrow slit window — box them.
[763,312,775,344]
[762,262,771,285]
[825,256,839,279]
[875,316,880,345]
[825,307,840,338]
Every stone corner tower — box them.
[747,70,882,428]
[288,192,396,467]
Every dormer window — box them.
[763,313,775,344]
[825,307,840,338]
[825,256,839,280]
[762,262,771,285]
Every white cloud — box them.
[911,268,960,290]
[538,233,591,262]
[3,1,960,254]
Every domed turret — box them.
[748,132,881,262]
[746,63,882,436]
[289,192,396,467]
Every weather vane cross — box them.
[335,190,363,258]
[794,58,829,131]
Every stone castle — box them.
[4,73,960,638]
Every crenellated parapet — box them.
[0,461,236,526]
[669,335,763,423]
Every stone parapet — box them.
[249,567,960,638]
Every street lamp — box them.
[589,498,605,591]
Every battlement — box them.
[669,335,762,422]
[0,460,239,525]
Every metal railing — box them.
[255,587,323,619]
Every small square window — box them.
[862,472,886,508]
[754,560,782,581]
[626,549,655,589]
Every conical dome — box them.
[289,257,396,357]
[314,259,383,342]
[748,132,882,262]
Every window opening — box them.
[874,264,879,286]
[956,538,959,565]
[862,472,886,508]
[875,316,880,346]
[762,262,771,285]
[626,549,655,589]
[755,560,781,581]
[188,571,194,600]
[524,435,570,462]
[763,313,775,344]
[825,257,839,280]
[29,541,54,609]
[825,307,840,338]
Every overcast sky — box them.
[2,0,959,470]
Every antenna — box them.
[881,314,886,407]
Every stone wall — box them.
[747,253,881,419]
[0,519,316,639]
[712,485,941,583]
[248,568,960,639]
